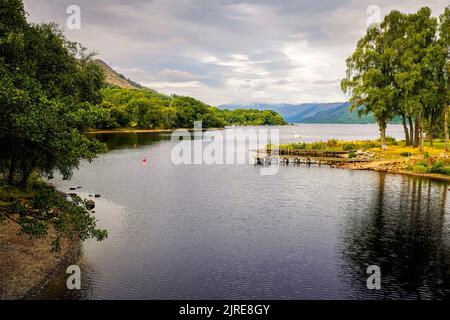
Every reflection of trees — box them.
[340,173,450,299]
[87,132,171,151]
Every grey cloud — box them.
[157,68,203,82]
[24,0,450,105]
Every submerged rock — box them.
[94,194,101,198]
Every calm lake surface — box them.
[36,124,450,299]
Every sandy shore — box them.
[0,220,80,300]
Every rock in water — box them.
[94,194,101,198]
[86,200,95,210]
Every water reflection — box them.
[30,256,96,300]
[340,173,450,299]
[87,132,171,151]
[34,126,450,299]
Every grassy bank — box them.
[275,138,450,181]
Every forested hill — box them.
[220,102,377,124]
[92,60,287,129]
[96,59,372,125]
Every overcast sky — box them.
[24,0,449,106]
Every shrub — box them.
[428,162,450,175]
[400,152,412,157]
[310,141,328,150]
[327,139,338,148]
[386,136,398,145]
[361,140,380,149]
[291,143,307,150]
[1,184,108,252]
[412,163,428,174]
[343,143,356,151]
[376,136,397,145]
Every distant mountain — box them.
[299,103,377,124]
[219,102,376,124]
[93,59,143,89]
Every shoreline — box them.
[0,188,86,300]
[339,159,450,183]
[0,220,81,300]
[275,139,450,183]
[86,124,296,134]
[87,128,174,134]
[86,127,228,134]
[23,238,81,299]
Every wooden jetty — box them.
[253,148,372,166]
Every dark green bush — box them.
[349,151,357,159]
[400,152,412,157]
[428,162,450,175]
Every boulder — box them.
[86,200,95,210]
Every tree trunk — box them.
[7,156,15,186]
[380,124,387,150]
[401,114,410,145]
[408,116,414,146]
[429,130,433,147]
[414,117,420,148]
[19,171,30,188]
[419,116,424,152]
[429,114,434,147]
[445,106,449,152]
[8,165,14,185]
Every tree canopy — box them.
[0,0,107,249]
[0,3,107,187]
[97,87,287,129]
[342,6,450,150]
